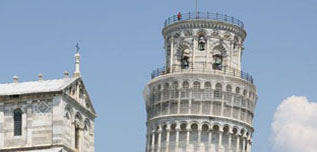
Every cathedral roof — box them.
[0,77,77,96]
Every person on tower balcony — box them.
[177,12,182,21]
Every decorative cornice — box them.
[162,20,247,42]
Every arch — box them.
[177,41,192,69]
[226,85,232,92]
[164,83,169,90]
[84,119,91,133]
[74,112,83,125]
[182,81,189,89]
[191,123,198,130]
[204,82,211,89]
[197,31,207,51]
[170,123,177,131]
[193,81,201,89]
[64,105,73,121]
[240,129,245,136]
[201,124,209,131]
[223,125,230,133]
[216,83,222,90]
[236,87,241,94]
[212,125,220,132]
[243,89,247,96]
[197,30,208,37]
[213,45,227,55]
[180,123,187,131]
[215,83,223,99]
[232,127,238,135]
[158,84,162,91]
[212,44,228,70]
[14,108,22,136]
[172,81,179,89]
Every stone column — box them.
[208,130,212,151]
[26,100,33,146]
[205,37,210,69]
[175,126,180,152]
[210,101,213,115]
[167,97,171,115]
[242,136,246,152]
[157,126,162,152]
[188,91,192,114]
[151,131,156,152]
[228,130,233,152]
[198,127,202,151]
[230,96,234,118]
[186,126,191,152]
[220,92,224,116]
[192,37,197,68]
[238,108,242,121]
[146,133,151,152]
[159,103,163,116]
[218,128,224,152]
[0,102,4,147]
[247,138,252,152]
[170,39,174,73]
[177,91,181,114]
[236,135,240,152]
[165,125,171,152]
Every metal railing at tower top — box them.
[164,12,244,29]
[151,65,254,84]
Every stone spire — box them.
[73,43,81,78]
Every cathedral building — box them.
[0,48,96,152]
[143,12,257,152]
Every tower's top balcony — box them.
[164,12,244,29]
[151,65,254,84]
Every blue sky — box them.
[1,0,317,152]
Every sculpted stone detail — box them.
[34,100,51,114]
[183,30,193,37]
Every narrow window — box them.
[14,109,22,136]
[181,48,191,69]
[75,125,80,149]
[213,54,223,70]
[198,36,206,51]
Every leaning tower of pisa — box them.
[143,12,257,152]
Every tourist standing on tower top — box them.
[177,12,182,20]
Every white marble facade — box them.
[144,12,257,152]
[0,51,96,152]
[0,77,96,152]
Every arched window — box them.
[181,48,190,69]
[225,85,233,102]
[182,81,189,89]
[213,54,223,70]
[198,35,206,51]
[226,85,232,92]
[164,83,169,90]
[14,108,22,136]
[172,81,178,90]
[204,82,211,89]
[214,83,223,99]
[74,113,82,150]
[216,83,222,90]
[84,119,91,134]
[193,81,200,89]
[212,45,226,70]
[236,87,241,94]
[65,106,73,123]
[243,90,247,96]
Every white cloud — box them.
[271,96,317,152]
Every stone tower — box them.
[143,12,257,152]
[0,48,96,152]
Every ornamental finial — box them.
[76,43,80,53]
